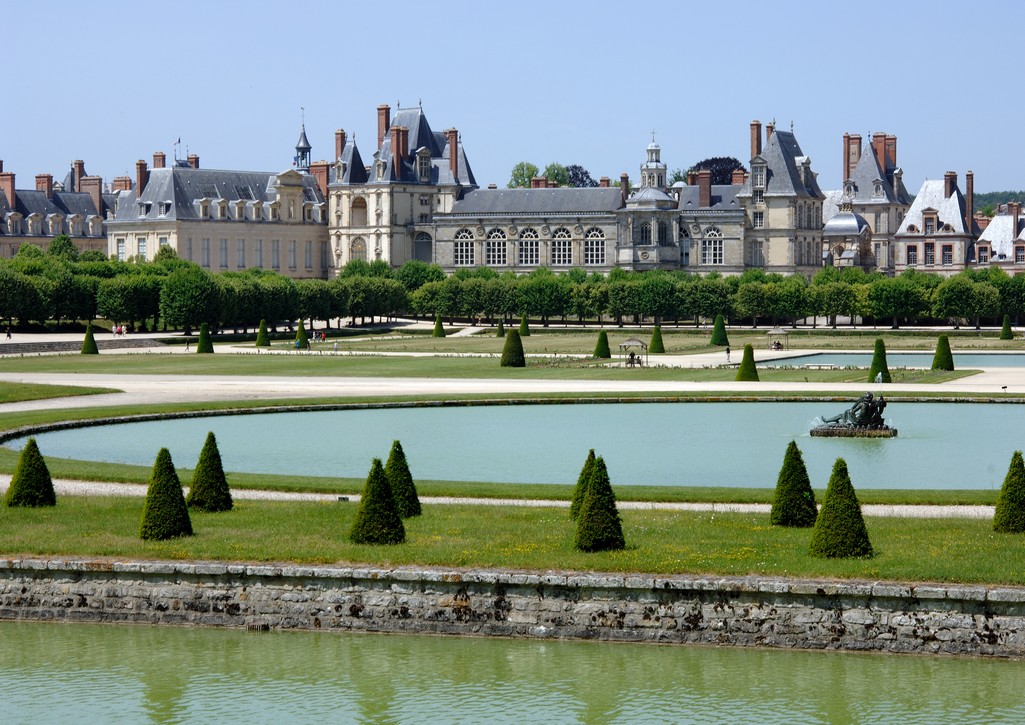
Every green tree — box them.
[185,432,233,512]
[196,322,214,353]
[508,161,540,188]
[80,321,99,354]
[735,344,758,381]
[808,458,872,558]
[994,451,1025,533]
[4,438,56,507]
[565,165,598,188]
[569,449,596,520]
[432,314,446,337]
[710,313,729,346]
[159,264,219,333]
[688,156,746,185]
[770,441,817,527]
[594,330,611,358]
[139,448,193,540]
[518,314,531,337]
[868,338,891,383]
[542,162,569,187]
[1001,314,1014,340]
[649,325,665,353]
[295,318,309,347]
[395,260,444,292]
[349,458,405,545]
[255,319,271,347]
[574,456,625,552]
[931,334,954,371]
[384,440,421,518]
[501,329,526,367]
[296,279,334,329]
[495,319,505,337]
[47,234,79,262]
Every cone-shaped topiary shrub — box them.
[296,319,309,347]
[594,330,611,359]
[255,319,270,347]
[868,338,890,383]
[432,314,446,337]
[349,458,405,545]
[518,314,531,337]
[649,325,665,353]
[385,440,421,518]
[711,314,730,347]
[185,432,233,512]
[140,448,193,540]
[496,319,505,338]
[931,334,954,371]
[501,329,526,367]
[575,456,625,552]
[196,322,214,353]
[735,344,759,381]
[994,450,1025,533]
[808,458,872,558]
[80,322,99,355]
[5,438,56,507]
[1000,314,1013,341]
[770,440,817,527]
[569,449,596,520]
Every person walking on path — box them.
[725,346,731,363]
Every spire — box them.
[294,108,312,172]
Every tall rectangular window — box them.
[1016,246,1024,264]
[304,240,313,269]
[924,242,935,266]
[201,238,210,267]
[752,190,764,204]
[907,245,918,266]
[749,241,763,266]
[158,236,168,248]
[254,239,263,267]
[942,245,953,266]
[237,239,246,268]
[219,238,228,268]
[701,240,723,265]
[485,240,507,266]
[185,238,193,261]
[583,238,605,265]
[271,240,280,269]
[753,211,764,229]
[453,241,474,266]
[288,241,296,269]
[136,236,146,259]
[116,238,125,261]
[320,241,329,269]
[551,239,572,266]
[979,246,989,264]
[518,239,539,266]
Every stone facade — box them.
[3,558,1025,658]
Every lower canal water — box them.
[2,621,1023,724]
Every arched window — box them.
[454,228,474,240]
[519,227,539,266]
[414,232,432,263]
[637,221,652,244]
[486,228,507,266]
[551,227,572,265]
[350,197,368,226]
[701,226,723,265]
[657,221,669,246]
[584,227,605,265]
[349,237,367,262]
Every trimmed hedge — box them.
[139,448,193,540]
[770,440,817,527]
[349,458,405,545]
[385,440,421,518]
[735,344,759,381]
[255,319,271,347]
[808,458,872,558]
[569,449,596,520]
[432,315,446,338]
[185,431,233,512]
[931,334,954,371]
[501,329,526,367]
[994,450,1025,533]
[574,455,625,552]
[4,438,56,507]
[296,319,309,347]
[593,330,611,359]
[649,325,665,354]
[518,315,531,337]
[868,338,890,383]
[495,319,505,338]
[1000,314,1013,341]
[196,322,214,354]
[710,314,729,347]
[80,322,98,355]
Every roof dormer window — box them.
[137,201,151,218]
[217,200,228,220]
[843,181,855,198]
[923,213,936,235]
[198,199,210,218]
[158,201,171,217]
[873,182,884,198]
[417,148,431,183]
[752,164,765,189]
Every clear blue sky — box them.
[4,0,1019,193]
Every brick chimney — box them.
[398,126,409,162]
[872,133,888,175]
[944,171,957,199]
[843,133,863,181]
[135,160,149,195]
[153,151,166,169]
[731,168,747,185]
[547,179,557,188]
[309,160,330,197]
[335,129,346,160]
[390,126,402,177]
[187,154,199,169]
[1010,201,1019,240]
[698,169,712,208]
[35,174,53,199]
[750,120,762,159]
[80,176,103,218]
[965,170,974,234]
[0,169,15,210]
[530,176,543,189]
[765,122,775,143]
[72,160,86,192]
[686,170,698,185]
[377,104,391,150]
[885,135,897,166]
[598,176,610,188]
[112,176,133,193]
[620,172,630,204]
[445,128,459,180]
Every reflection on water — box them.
[13,402,1025,489]
[1,621,1024,724]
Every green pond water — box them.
[2,621,1024,724]
[13,402,1025,489]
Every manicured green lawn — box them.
[1,497,1019,584]
[0,381,116,404]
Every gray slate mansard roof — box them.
[450,188,624,216]
[896,179,977,236]
[746,130,824,200]
[0,188,104,234]
[822,210,871,237]
[978,213,1025,259]
[677,185,742,212]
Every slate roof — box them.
[449,188,623,215]
[747,130,824,200]
[822,210,871,237]
[845,146,911,205]
[896,179,978,236]
[336,141,368,185]
[977,213,1025,259]
[626,186,676,206]
[0,187,105,236]
[677,185,742,212]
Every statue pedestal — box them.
[810,427,898,438]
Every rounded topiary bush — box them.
[808,458,872,558]
[81,321,99,355]
[5,438,56,507]
[1000,314,1013,341]
[994,450,1025,533]
[496,319,505,338]
[432,315,446,338]
[255,319,270,347]
[296,319,309,347]
[770,440,817,527]
[594,330,611,359]
[868,338,890,383]
[735,343,759,381]
[501,329,526,367]
[140,448,193,540]
[649,325,665,354]
[518,315,530,337]
[575,456,625,552]
[349,458,405,545]
[710,314,730,347]
[931,334,954,371]
[385,440,421,518]
[196,322,214,354]
[185,431,233,512]
[569,449,596,520]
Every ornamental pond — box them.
[12,401,1025,489]
[4,621,1025,724]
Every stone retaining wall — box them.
[2,558,1024,657]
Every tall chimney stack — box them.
[80,176,103,220]
[698,169,712,208]
[965,170,974,235]
[944,171,957,199]
[135,160,149,196]
[620,172,630,204]
[335,129,346,161]
[187,154,199,169]
[153,151,166,169]
[445,128,459,180]
[35,174,53,199]
[873,133,887,174]
[885,135,897,166]
[377,104,391,150]
[390,126,402,177]
[398,126,409,161]
[750,120,762,160]
[72,160,86,192]
[112,176,132,193]
[0,169,15,211]
[309,161,330,197]
[1010,201,1019,241]
[731,168,747,185]
[765,122,775,143]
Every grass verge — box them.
[0,382,116,404]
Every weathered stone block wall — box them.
[2,558,1024,657]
